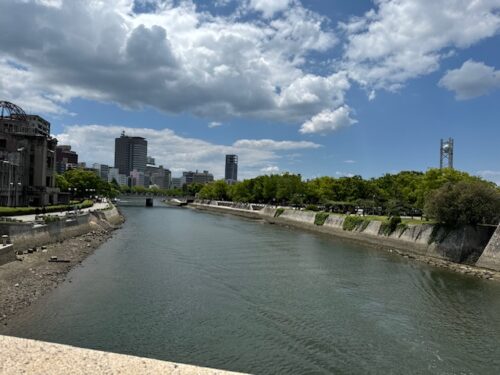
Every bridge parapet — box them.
[0,335,246,374]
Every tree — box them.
[424,180,500,226]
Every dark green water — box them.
[8,207,500,374]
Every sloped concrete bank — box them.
[476,224,500,270]
[190,203,498,279]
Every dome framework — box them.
[0,101,28,122]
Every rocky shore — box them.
[0,217,122,331]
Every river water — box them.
[8,206,500,374]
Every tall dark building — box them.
[225,154,238,183]
[114,132,147,178]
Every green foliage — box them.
[0,200,93,217]
[379,216,402,236]
[305,204,319,211]
[274,208,285,217]
[314,212,329,226]
[198,180,230,200]
[343,216,369,231]
[43,215,61,223]
[424,180,500,226]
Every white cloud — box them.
[208,121,222,128]
[299,106,357,135]
[335,171,355,178]
[439,60,500,99]
[0,0,340,128]
[343,160,356,164]
[260,165,280,174]
[342,0,500,91]
[233,139,321,150]
[248,0,293,18]
[54,124,322,179]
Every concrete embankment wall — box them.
[190,203,263,220]
[194,204,495,266]
[0,207,123,265]
[476,224,500,271]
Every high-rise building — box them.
[114,132,147,185]
[225,154,238,183]
[56,145,78,174]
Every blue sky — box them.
[0,0,499,182]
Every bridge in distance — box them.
[115,194,194,207]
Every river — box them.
[7,206,500,374]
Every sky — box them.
[0,0,499,183]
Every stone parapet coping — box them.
[0,335,246,375]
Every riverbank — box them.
[189,202,499,281]
[0,208,124,331]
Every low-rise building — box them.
[181,170,214,186]
[56,145,78,174]
[0,101,59,206]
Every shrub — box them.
[314,212,329,226]
[343,216,369,231]
[305,204,319,211]
[274,208,285,217]
[379,216,402,236]
[424,181,500,226]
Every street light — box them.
[3,161,12,207]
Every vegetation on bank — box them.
[0,200,93,217]
[196,169,500,226]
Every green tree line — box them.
[197,169,500,226]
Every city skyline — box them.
[0,0,498,183]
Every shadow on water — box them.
[6,206,500,375]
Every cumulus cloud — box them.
[54,124,322,179]
[299,106,357,135]
[342,0,500,91]
[0,0,340,127]
[439,60,500,100]
[247,0,293,18]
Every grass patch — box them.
[314,212,329,226]
[274,208,285,217]
[0,200,93,217]
[343,216,370,231]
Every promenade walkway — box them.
[7,202,110,223]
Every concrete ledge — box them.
[0,335,245,375]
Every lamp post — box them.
[3,161,12,207]
[16,182,21,207]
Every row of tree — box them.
[55,168,500,226]
[197,169,500,226]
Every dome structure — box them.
[0,101,28,122]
